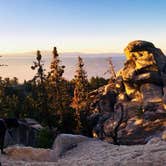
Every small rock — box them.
[50,134,90,160]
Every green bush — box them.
[36,128,54,148]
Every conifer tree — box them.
[31,50,52,127]
[31,50,46,84]
[71,56,89,132]
[48,47,66,112]
[47,47,74,130]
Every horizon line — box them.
[0,50,124,56]
[0,48,165,56]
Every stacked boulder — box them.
[121,40,166,104]
[89,40,166,144]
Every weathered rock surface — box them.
[5,118,43,147]
[50,134,90,160]
[89,40,166,145]
[1,139,166,165]
[90,100,166,145]
[122,40,166,102]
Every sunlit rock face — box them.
[121,40,166,103]
[89,40,166,145]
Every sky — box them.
[0,0,165,54]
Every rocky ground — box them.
[1,139,166,166]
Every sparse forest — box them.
[0,47,109,146]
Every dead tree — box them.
[104,57,116,79]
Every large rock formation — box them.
[89,40,166,145]
[121,40,166,103]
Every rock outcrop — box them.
[89,40,166,145]
[5,118,43,147]
[121,40,166,103]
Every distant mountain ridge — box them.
[0,51,124,57]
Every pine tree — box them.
[31,50,52,127]
[31,50,46,84]
[48,47,72,129]
[71,56,89,133]
[48,47,65,110]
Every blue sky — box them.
[0,0,165,53]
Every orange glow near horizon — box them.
[0,37,165,55]
[0,39,122,55]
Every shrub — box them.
[36,128,54,148]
